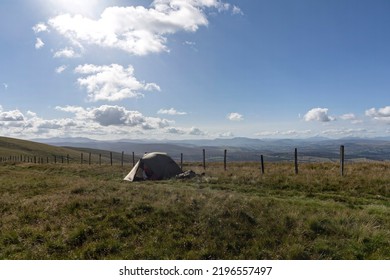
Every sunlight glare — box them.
[41,0,105,17]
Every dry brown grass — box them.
[0,161,389,259]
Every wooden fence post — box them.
[180,153,183,170]
[203,149,206,170]
[67,154,69,164]
[294,148,298,175]
[132,152,135,167]
[260,155,265,174]
[89,153,91,165]
[81,153,83,164]
[121,151,124,167]
[224,149,227,171]
[110,152,113,166]
[99,154,102,165]
[340,145,345,176]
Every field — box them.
[0,160,389,260]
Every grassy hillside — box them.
[0,161,389,259]
[0,136,81,161]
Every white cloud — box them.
[46,1,238,56]
[35,38,45,49]
[255,130,312,138]
[339,113,356,120]
[365,106,390,123]
[32,22,48,33]
[0,104,176,139]
[158,108,187,115]
[219,131,234,138]
[227,112,244,121]
[74,64,160,101]
[320,128,372,137]
[53,47,79,58]
[55,65,68,74]
[56,105,171,129]
[232,5,244,15]
[189,127,206,136]
[303,108,335,122]
[166,127,186,134]
[0,109,25,121]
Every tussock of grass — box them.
[0,162,389,259]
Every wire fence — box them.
[1,146,349,176]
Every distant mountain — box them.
[32,137,97,144]
[33,136,390,162]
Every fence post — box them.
[203,149,206,170]
[340,145,345,176]
[67,154,69,164]
[99,154,102,165]
[294,148,298,175]
[180,153,183,170]
[81,153,83,164]
[121,151,124,167]
[224,149,227,171]
[110,152,113,166]
[260,155,265,174]
[132,152,135,167]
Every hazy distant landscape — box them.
[34,136,390,163]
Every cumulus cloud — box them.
[46,1,239,56]
[56,105,170,129]
[0,104,175,139]
[189,127,206,136]
[219,131,234,138]
[227,112,243,121]
[340,113,356,120]
[32,22,48,33]
[166,127,186,134]
[339,113,362,124]
[35,38,45,49]
[158,108,187,115]
[53,47,79,58]
[0,109,25,122]
[303,108,335,122]
[75,64,161,101]
[365,106,390,123]
[55,65,68,74]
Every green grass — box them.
[0,161,389,259]
[0,136,82,162]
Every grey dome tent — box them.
[124,152,182,181]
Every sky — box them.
[0,0,389,140]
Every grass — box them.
[0,161,389,259]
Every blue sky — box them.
[0,0,389,140]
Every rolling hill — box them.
[0,136,84,162]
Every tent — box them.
[124,152,182,181]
